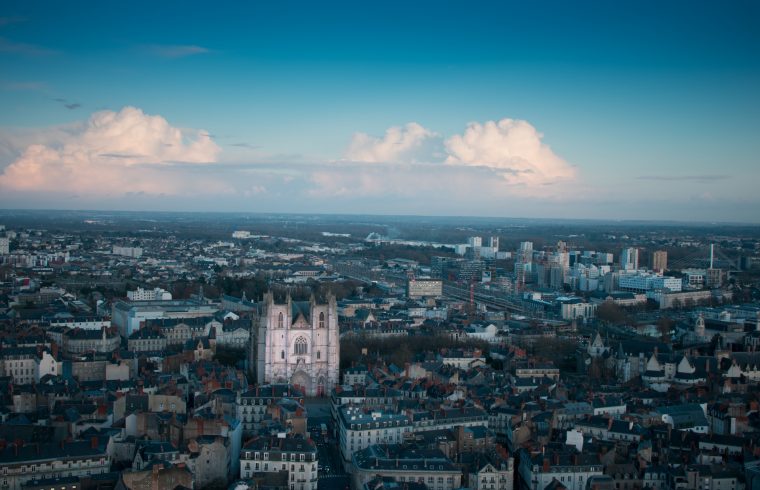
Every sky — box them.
[0,0,759,222]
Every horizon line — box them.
[0,207,758,227]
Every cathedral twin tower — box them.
[248,292,340,397]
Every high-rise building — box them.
[249,293,340,397]
[489,236,500,251]
[468,236,483,248]
[652,250,668,273]
[0,236,9,255]
[620,247,639,271]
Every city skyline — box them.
[1,1,759,222]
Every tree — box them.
[596,301,627,325]
[657,316,674,341]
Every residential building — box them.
[239,436,318,490]
[352,444,462,490]
[337,406,412,465]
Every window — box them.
[281,350,285,360]
[294,337,308,355]
[317,351,321,360]
[319,312,325,328]
[278,312,284,328]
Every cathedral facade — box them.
[249,293,340,397]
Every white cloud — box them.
[0,106,221,195]
[344,122,437,163]
[444,118,576,185]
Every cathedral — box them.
[249,292,340,397]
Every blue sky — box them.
[1,1,758,221]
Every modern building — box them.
[112,299,218,337]
[652,251,668,273]
[127,287,173,301]
[249,293,340,397]
[618,272,682,293]
[407,279,443,299]
[620,248,639,271]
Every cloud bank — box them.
[0,109,585,215]
[0,106,221,195]
[331,118,576,199]
[344,122,438,163]
[444,118,576,185]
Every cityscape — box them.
[1,2,760,490]
[0,211,758,490]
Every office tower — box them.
[620,247,639,271]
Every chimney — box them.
[543,457,550,472]
[91,436,99,449]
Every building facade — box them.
[250,293,340,397]
[239,436,318,490]
[652,250,668,273]
[620,248,639,271]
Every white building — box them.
[127,287,173,301]
[407,279,443,299]
[111,299,219,337]
[0,347,39,385]
[618,272,682,293]
[337,406,412,465]
[519,448,603,490]
[620,248,639,271]
[239,436,318,490]
[561,301,597,321]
